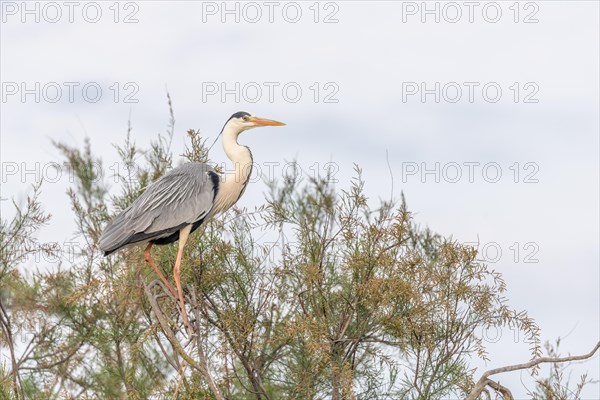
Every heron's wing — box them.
[99,163,219,253]
[128,163,219,233]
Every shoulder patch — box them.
[207,170,220,200]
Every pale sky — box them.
[1,1,599,397]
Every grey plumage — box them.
[99,163,219,255]
[97,112,285,331]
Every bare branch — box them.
[143,281,225,400]
[485,379,513,400]
[467,341,600,400]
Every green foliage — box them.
[1,101,595,399]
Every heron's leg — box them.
[174,225,193,331]
[144,243,177,298]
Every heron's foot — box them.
[178,300,194,336]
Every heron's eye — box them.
[242,116,249,122]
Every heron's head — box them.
[225,111,285,135]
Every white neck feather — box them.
[213,123,253,214]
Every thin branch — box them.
[0,298,24,399]
[466,341,600,400]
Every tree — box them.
[1,101,598,399]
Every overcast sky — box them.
[1,1,599,397]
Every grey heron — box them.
[99,111,285,329]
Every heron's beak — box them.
[250,116,286,126]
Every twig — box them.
[172,363,188,400]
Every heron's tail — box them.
[99,208,134,256]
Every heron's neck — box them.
[214,128,253,213]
